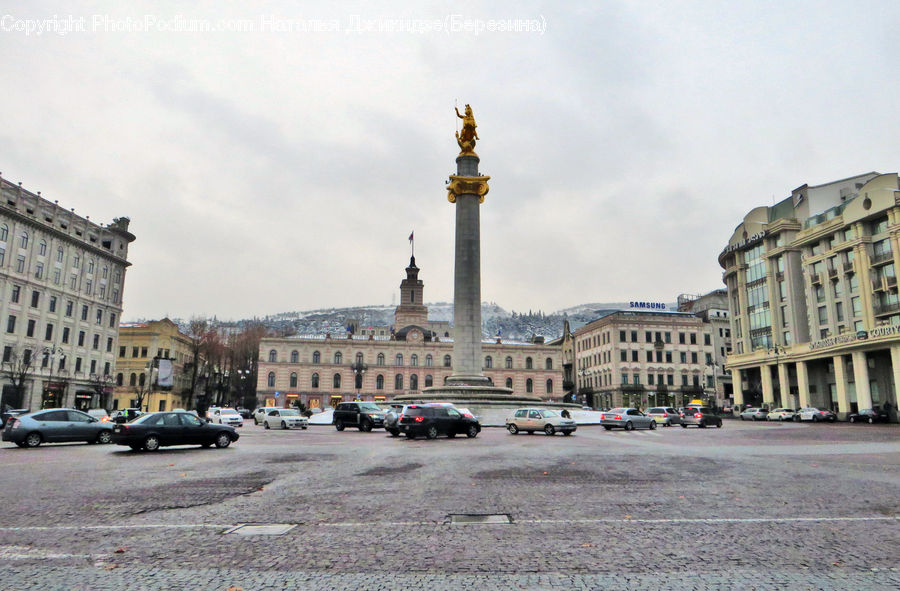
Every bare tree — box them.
[1,347,35,409]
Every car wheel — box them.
[813,415,820,422]
[699,421,706,428]
[649,421,657,430]
[24,432,42,448]
[335,421,345,431]
[143,435,160,452]
[716,422,722,428]
[544,424,555,436]
[466,425,479,438]
[360,420,373,432]
[96,430,113,444]
[681,424,687,428]
[868,417,874,424]
[793,415,801,422]
[425,425,439,440]
[603,425,613,431]
[507,424,519,435]
[264,422,270,430]
[281,421,287,429]
[624,421,633,431]
[828,416,836,422]
[215,433,232,448]
[849,416,855,423]
[388,429,399,437]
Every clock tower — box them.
[393,256,428,329]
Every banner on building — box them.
[157,358,174,389]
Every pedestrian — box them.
[561,409,571,419]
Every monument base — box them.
[391,384,542,404]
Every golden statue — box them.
[455,104,479,156]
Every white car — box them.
[210,408,243,427]
[263,408,309,430]
[766,408,796,421]
[506,407,577,436]
[794,407,837,422]
[253,407,275,425]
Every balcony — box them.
[871,251,894,266]
[887,275,898,288]
[843,261,855,274]
[872,278,886,292]
[827,266,839,280]
[874,301,900,317]
[810,273,823,285]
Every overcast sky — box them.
[2,1,899,321]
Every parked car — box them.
[398,404,480,439]
[2,408,115,448]
[505,408,577,436]
[86,408,111,423]
[766,408,796,421]
[111,408,143,424]
[848,408,889,424]
[235,407,252,419]
[209,408,243,427]
[601,408,656,431]
[680,406,723,428]
[263,408,309,430]
[740,408,768,421]
[384,404,405,437]
[794,407,837,422]
[253,407,273,425]
[111,411,239,451]
[1,407,29,427]
[646,407,681,426]
[333,402,386,432]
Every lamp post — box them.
[40,346,66,408]
[350,360,367,401]
[767,344,786,409]
[705,360,719,408]
[89,372,114,411]
[236,366,253,408]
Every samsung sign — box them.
[630,301,667,310]
[724,230,767,254]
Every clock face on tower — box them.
[409,329,421,341]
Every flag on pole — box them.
[408,231,414,242]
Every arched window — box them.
[425,375,433,387]
[139,373,146,387]
[268,349,277,362]
[425,354,433,367]
[526,357,533,369]
[20,232,28,249]
[56,247,63,262]
[129,373,136,386]
[410,374,418,391]
[311,373,319,388]
[505,377,513,389]
[39,241,47,256]
[116,373,123,386]
[546,379,553,393]
[395,374,403,390]
[505,356,513,369]
[291,350,299,363]
[410,354,418,366]
[545,358,553,370]
[290,372,298,388]
[267,372,276,387]
[376,374,384,389]
[334,352,342,364]
[395,353,403,366]
[333,373,341,388]
[485,356,493,368]
[0,224,7,241]
[377,353,385,365]
[313,350,321,363]
[526,378,533,393]
[356,352,364,364]
[443,355,451,367]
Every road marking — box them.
[0,524,230,532]
[0,545,108,560]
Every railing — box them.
[872,278,886,292]
[827,266,839,280]
[871,250,894,265]
[810,272,823,285]
[843,261,855,273]
[873,301,900,316]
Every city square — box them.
[2,419,900,590]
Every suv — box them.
[680,407,723,428]
[398,405,480,439]
[333,402,386,432]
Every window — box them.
[16,256,24,273]
[665,351,672,363]
[619,330,626,342]
[0,246,4,266]
[10,285,19,303]
[26,319,35,337]
[73,255,79,269]
[20,231,28,249]
[268,350,277,362]
[30,290,39,307]
[443,355,451,367]
[546,379,553,393]
[646,351,653,362]
[410,354,418,366]
[377,353,385,365]
[630,330,638,342]
[704,334,711,346]
[395,353,403,366]
[85,280,92,295]
[311,373,320,388]
[313,351,321,363]
[691,352,698,364]
[333,373,341,388]
[289,373,297,388]
[0,224,6,241]
[526,378,533,393]
[75,358,82,373]
[818,306,828,324]
[140,347,147,357]
[65,301,73,317]
[620,350,627,361]
[44,323,53,340]
[485,355,492,368]
[56,247,63,262]
[633,373,640,385]
[109,313,116,328]
[106,337,113,352]
[129,373,137,386]
[506,377,513,388]
[394,374,403,390]
[526,357,533,369]
[375,374,383,389]
[92,334,99,349]
[90,359,96,374]
[334,352,342,364]
[6,315,14,334]
[545,358,553,370]
[291,350,299,363]
[267,372,275,387]
[35,263,43,279]
[78,331,85,346]
[679,332,686,344]
[425,375,433,387]
[836,302,844,322]
[88,260,94,273]
[505,356,513,369]
[426,354,433,367]
[680,352,687,363]
[62,327,69,343]
[81,305,88,321]
[131,347,138,358]
[690,333,697,345]
[645,331,652,343]
[631,351,638,362]
[116,373,123,386]
[96,309,102,325]
[410,374,418,391]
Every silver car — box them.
[263,408,308,430]
[506,408,577,436]
[601,408,657,431]
[2,408,115,447]
[646,407,681,426]
[740,408,769,421]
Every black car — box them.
[1,407,28,427]
[333,402,386,432]
[111,411,239,451]
[848,408,890,424]
[398,405,480,439]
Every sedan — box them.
[766,408,795,421]
[601,408,656,431]
[263,408,309,430]
[2,408,115,448]
[680,407,723,428]
[740,408,769,421]
[793,407,837,422]
[111,411,239,451]
[505,408,577,436]
[210,408,243,428]
[848,408,889,424]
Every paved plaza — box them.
[2,419,900,590]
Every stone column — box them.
[731,368,744,406]
[834,354,851,418]
[761,364,774,407]
[796,360,810,409]
[852,350,873,411]
[889,345,900,420]
[777,363,791,408]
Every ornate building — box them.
[0,173,133,412]
[256,257,562,408]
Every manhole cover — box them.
[449,514,512,525]
[224,524,297,536]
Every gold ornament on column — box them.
[455,104,479,156]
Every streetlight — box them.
[40,346,66,409]
[350,359,367,401]
[705,360,718,408]
[767,344,786,409]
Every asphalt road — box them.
[2,419,900,590]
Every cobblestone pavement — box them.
[2,420,900,589]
